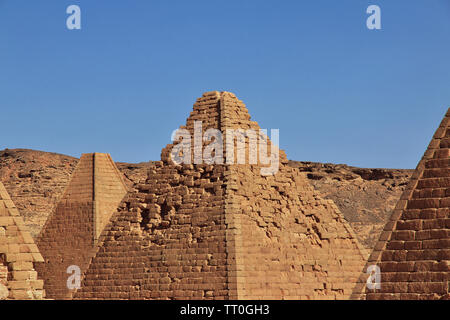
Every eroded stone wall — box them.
[76,163,230,299]
[227,164,366,299]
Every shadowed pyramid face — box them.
[161,91,287,176]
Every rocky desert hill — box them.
[288,161,413,249]
[0,148,413,250]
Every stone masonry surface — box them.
[0,182,45,300]
[352,108,450,300]
[74,91,367,300]
[35,153,128,299]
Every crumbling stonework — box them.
[74,91,367,300]
[0,263,7,299]
[36,153,128,299]
[352,108,450,300]
[0,182,45,300]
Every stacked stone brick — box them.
[353,108,450,300]
[36,153,128,299]
[75,91,367,299]
[0,182,45,299]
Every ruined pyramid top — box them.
[161,91,288,175]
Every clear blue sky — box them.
[1,0,449,168]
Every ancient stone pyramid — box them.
[36,153,128,299]
[75,91,367,300]
[0,182,45,300]
[353,108,450,300]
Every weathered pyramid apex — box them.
[162,91,289,169]
[80,152,108,156]
[201,90,237,98]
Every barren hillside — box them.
[0,148,413,250]
[288,161,413,248]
